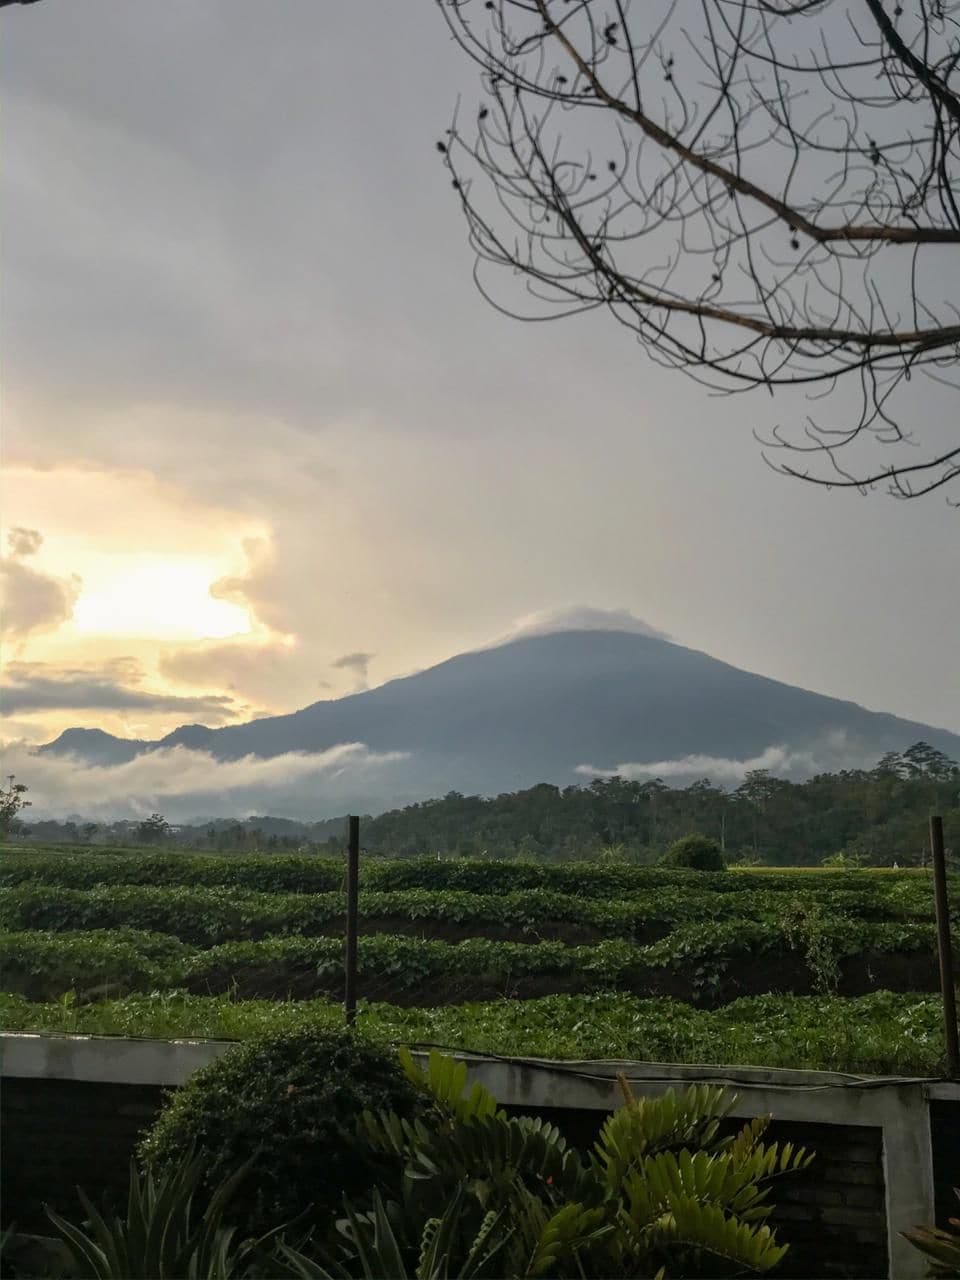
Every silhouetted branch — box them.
[436,0,960,500]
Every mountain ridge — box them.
[38,631,960,798]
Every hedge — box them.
[0,851,947,902]
[0,920,937,1004]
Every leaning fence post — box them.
[931,815,959,1077]
[345,815,360,1026]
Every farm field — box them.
[0,845,954,1075]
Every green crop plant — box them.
[3,850,946,900]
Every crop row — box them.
[0,988,946,1077]
[0,920,937,1004]
[0,882,940,948]
[0,850,946,900]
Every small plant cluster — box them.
[36,1031,814,1279]
[661,834,727,871]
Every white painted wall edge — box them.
[2,1031,951,1091]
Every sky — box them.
[2,0,958,771]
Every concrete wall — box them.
[2,1033,957,1280]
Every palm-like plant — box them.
[44,1151,277,1279]
[277,1185,520,1279]
[278,1179,610,1280]
[595,1081,811,1276]
[315,1049,812,1279]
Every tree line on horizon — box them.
[352,742,959,866]
[6,741,958,867]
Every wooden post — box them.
[931,815,959,1078]
[345,815,360,1026]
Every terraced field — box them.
[0,847,953,1074]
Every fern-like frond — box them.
[663,1195,789,1273]
[400,1047,501,1123]
[593,1084,736,1190]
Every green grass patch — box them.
[0,989,946,1076]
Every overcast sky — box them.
[2,0,958,753]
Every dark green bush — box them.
[138,1027,422,1236]
[662,834,727,871]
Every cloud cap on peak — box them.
[505,607,673,644]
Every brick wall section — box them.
[931,1099,960,1228]
[765,1120,887,1280]
[4,1080,887,1278]
[1,1077,167,1230]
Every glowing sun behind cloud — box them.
[0,466,287,742]
[73,556,252,640]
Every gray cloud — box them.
[1,662,236,719]
[159,638,313,712]
[7,527,43,557]
[331,651,375,692]
[576,744,842,786]
[1,739,410,822]
[0,557,80,640]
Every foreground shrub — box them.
[138,1027,422,1237]
[283,1049,811,1278]
[662,834,727,871]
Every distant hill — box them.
[39,630,960,808]
[41,727,150,765]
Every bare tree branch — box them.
[436,0,960,500]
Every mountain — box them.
[38,630,960,807]
[38,727,150,766]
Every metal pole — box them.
[344,815,360,1026]
[931,815,959,1077]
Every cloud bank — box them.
[2,740,411,822]
[1,663,236,719]
[575,744,833,785]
